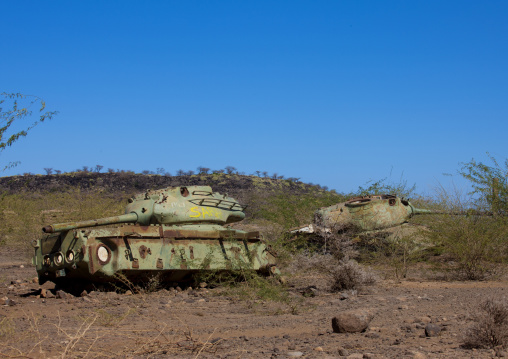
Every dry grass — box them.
[463,297,508,349]
[288,253,377,292]
[0,309,224,359]
[0,189,126,251]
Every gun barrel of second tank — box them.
[412,208,434,214]
[42,212,139,233]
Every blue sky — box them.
[1,1,507,194]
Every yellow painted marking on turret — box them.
[189,206,224,219]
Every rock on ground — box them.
[332,309,376,333]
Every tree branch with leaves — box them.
[0,92,58,170]
[459,153,508,215]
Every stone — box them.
[332,309,375,333]
[314,346,324,351]
[416,316,431,324]
[56,290,69,299]
[413,352,427,359]
[45,290,55,298]
[80,290,88,297]
[301,286,317,297]
[199,282,207,288]
[124,290,133,296]
[425,324,441,337]
[32,277,39,283]
[338,347,349,356]
[346,354,363,359]
[286,352,303,357]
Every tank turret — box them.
[294,194,435,234]
[42,185,246,233]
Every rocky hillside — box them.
[0,173,345,245]
[0,172,334,198]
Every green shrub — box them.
[459,154,508,215]
[429,215,508,280]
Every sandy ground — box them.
[1,246,506,359]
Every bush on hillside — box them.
[429,215,508,280]
[289,253,377,292]
[463,297,508,349]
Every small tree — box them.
[197,166,210,174]
[0,92,58,170]
[94,165,103,173]
[459,153,508,215]
[225,166,237,175]
[43,168,53,175]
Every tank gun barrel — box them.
[411,208,481,215]
[412,208,434,215]
[42,213,139,233]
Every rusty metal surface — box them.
[42,213,138,233]
[33,186,278,286]
[293,194,433,234]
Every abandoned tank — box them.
[32,186,278,287]
[292,194,432,235]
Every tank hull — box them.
[33,223,277,286]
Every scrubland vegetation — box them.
[0,157,507,351]
[1,158,507,283]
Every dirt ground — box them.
[1,246,506,359]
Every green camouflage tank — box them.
[33,186,278,287]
